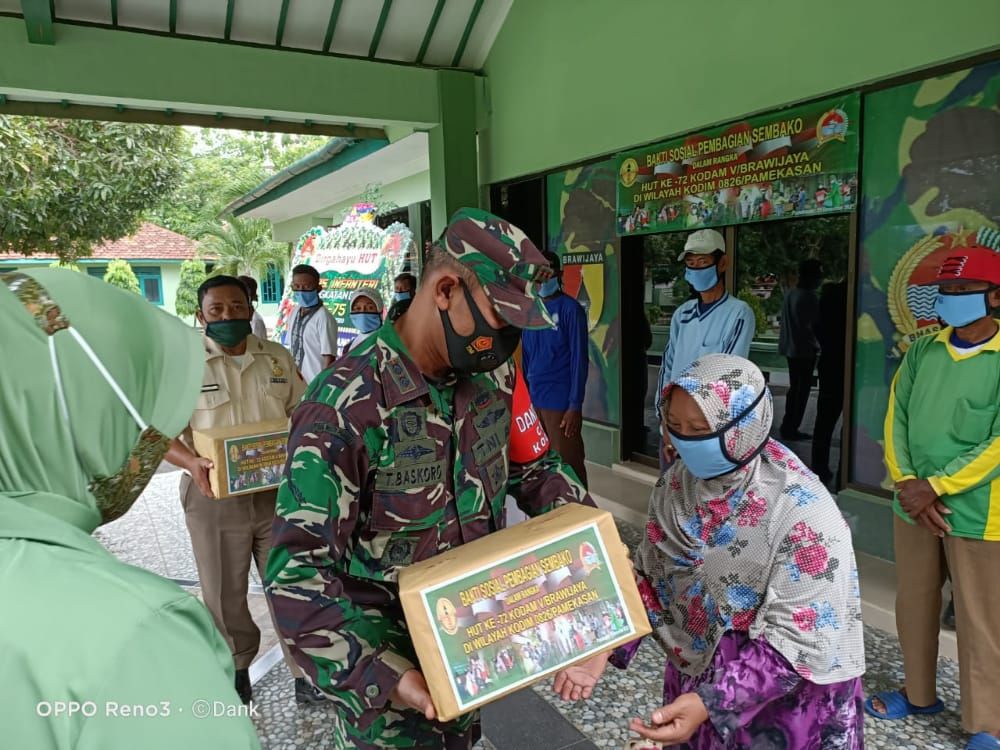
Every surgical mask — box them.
[440,283,522,376]
[295,289,321,307]
[49,328,171,524]
[934,290,990,329]
[667,390,766,480]
[538,278,560,297]
[393,291,412,303]
[684,264,719,293]
[205,319,252,348]
[351,311,382,334]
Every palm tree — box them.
[197,216,289,278]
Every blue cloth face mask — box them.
[295,289,321,307]
[667,389,766,480]
[538,278,560,297]
[350,311,382,334]
[934,289,990,329]
[393,291,412,303]
[684,264,719,293]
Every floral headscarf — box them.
[636,354,865,684]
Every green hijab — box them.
[0,269,203,533]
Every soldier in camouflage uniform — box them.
[266,208,595,749]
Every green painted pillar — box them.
[429,70,480,237]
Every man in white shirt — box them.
[285,264,338,383]
[238,275,268,340]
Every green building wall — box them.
[480,0,1000,184]
[479,2,998,562]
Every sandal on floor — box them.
[967,733,1000,750]
[864,690,945,720]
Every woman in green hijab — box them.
[0,269,261,749]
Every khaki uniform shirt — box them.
[189,334,306,434]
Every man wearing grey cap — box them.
[656,228,756,465]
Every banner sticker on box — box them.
[223,431,287,495]
[420,523,638,712]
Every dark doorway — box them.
[490,178,545,247]
[621,215,852,485]
[621,232,690,465]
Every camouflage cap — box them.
[436,207,555,330]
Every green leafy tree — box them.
[176,259,208,320]
[738,288,769,334]
[0,117,183,262]
[197,217,289,278]
[103,259,141,294]
[146,129,329,237]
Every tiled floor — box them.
[94,469,971,749]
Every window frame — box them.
[132,266,164,306]
[260,264,284,305]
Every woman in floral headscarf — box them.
[556,353,865,748]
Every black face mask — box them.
[440,284,522,375]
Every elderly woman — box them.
[341,288,384,356]
[557,354,865,748]
[0,270,260,749]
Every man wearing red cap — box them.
[868,233,1000,750]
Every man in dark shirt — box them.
[811,279,847,485]
[778,259,823,440]
[387,272,417,322]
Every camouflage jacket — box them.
[266,322,593,730]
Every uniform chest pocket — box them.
[264,380,291,406]
[369,488,448,532]
[349,490,444,581]
[195,386,231,412]
[951,399,998,446]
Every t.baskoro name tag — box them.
[375,460,446,490]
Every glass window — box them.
[132,266,163,305]
[735,215,850,345]
[734,215,850,478]
[86,266,107,279]
[261,264,284,304]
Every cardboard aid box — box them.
[191,419,290,498]
[398,503,651,721]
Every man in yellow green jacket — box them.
[866,236,1000,750]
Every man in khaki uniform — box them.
[166,275,322,705]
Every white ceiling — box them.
[3,0,514,70]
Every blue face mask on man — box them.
[667,390,766,479]
[295,289,321,308]
[538,278,560,297]
[684,264,719,293]
[934,289,991,329]
[393,291,412,303]
[350,312,382,334]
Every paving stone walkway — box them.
[95,472,969,749]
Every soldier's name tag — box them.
[375,460,446,490]
[270,377,290,385]
[201,383,220,393]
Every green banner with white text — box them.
[616,93,860,236]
